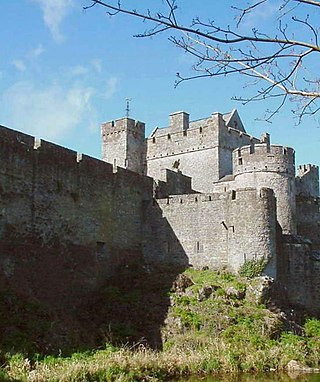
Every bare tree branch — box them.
[84,0,320,123]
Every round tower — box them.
[232,143,296,234]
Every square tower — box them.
[101,117,146,175]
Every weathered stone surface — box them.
[198,286,213,301]
[246,276,275,305]
[225,286,245,300]
[0,105,319,318]
[172,274,194,293]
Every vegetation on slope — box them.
[0,266,319,381]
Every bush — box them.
[239,258,267,278]
[304,318,320,337]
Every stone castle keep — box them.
[0,109,319,314]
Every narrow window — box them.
[199,126,203,133]
[167,134,171,140]
[152,137,156,143]
[231,190,236,200]
[238,158,243,165]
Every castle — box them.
[0,109,319,314]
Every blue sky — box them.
[0,0,319,167]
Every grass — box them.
[1,268,320,381]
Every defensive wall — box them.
[296,196,320,250]
[143,187,278,278]
[1,107,320,316]
[281,236,320,315]
[0,124,153,307]
[155,168,195,198]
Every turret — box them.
[232,143,296,234]
[296,164,319,198]
[101,117,146,175]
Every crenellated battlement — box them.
[101,117,145,137]
[0,124,155,192]
[296,163,319,198]
[231,143,296,234]
[1,107,320,316]
[156,187,274,206]
[234,143,294,158]
[297,164,319,175]
[0,124,35,147]
[146,123,213,160]
[233,143,295,176]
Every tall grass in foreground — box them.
[1,268,320,381]
[2,339,320,382]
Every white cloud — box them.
[12,60,26,72]
[29,44,45,58]
[1,81,95,141]
[103,77,118,99]
[91,59,102,73]
[69,65,89,76]
[11,45,45,73]
[32,0,74,42]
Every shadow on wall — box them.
[0,123,188,356]
[0,212,188,356]
[76,201,189,351]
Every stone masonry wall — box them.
[296,196,320,250]
[281,238,320,315]
[155,169,194,198]
[0,125,153,306]
[296,164,319,198]
[218,124,260,179]
[146,114,220,191]
[232,144,296,234]
[101,118,146,175]
[147,112,261,192]
[143,188,277,277]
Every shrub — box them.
[304,318,320,337]
[239,258,267,278]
